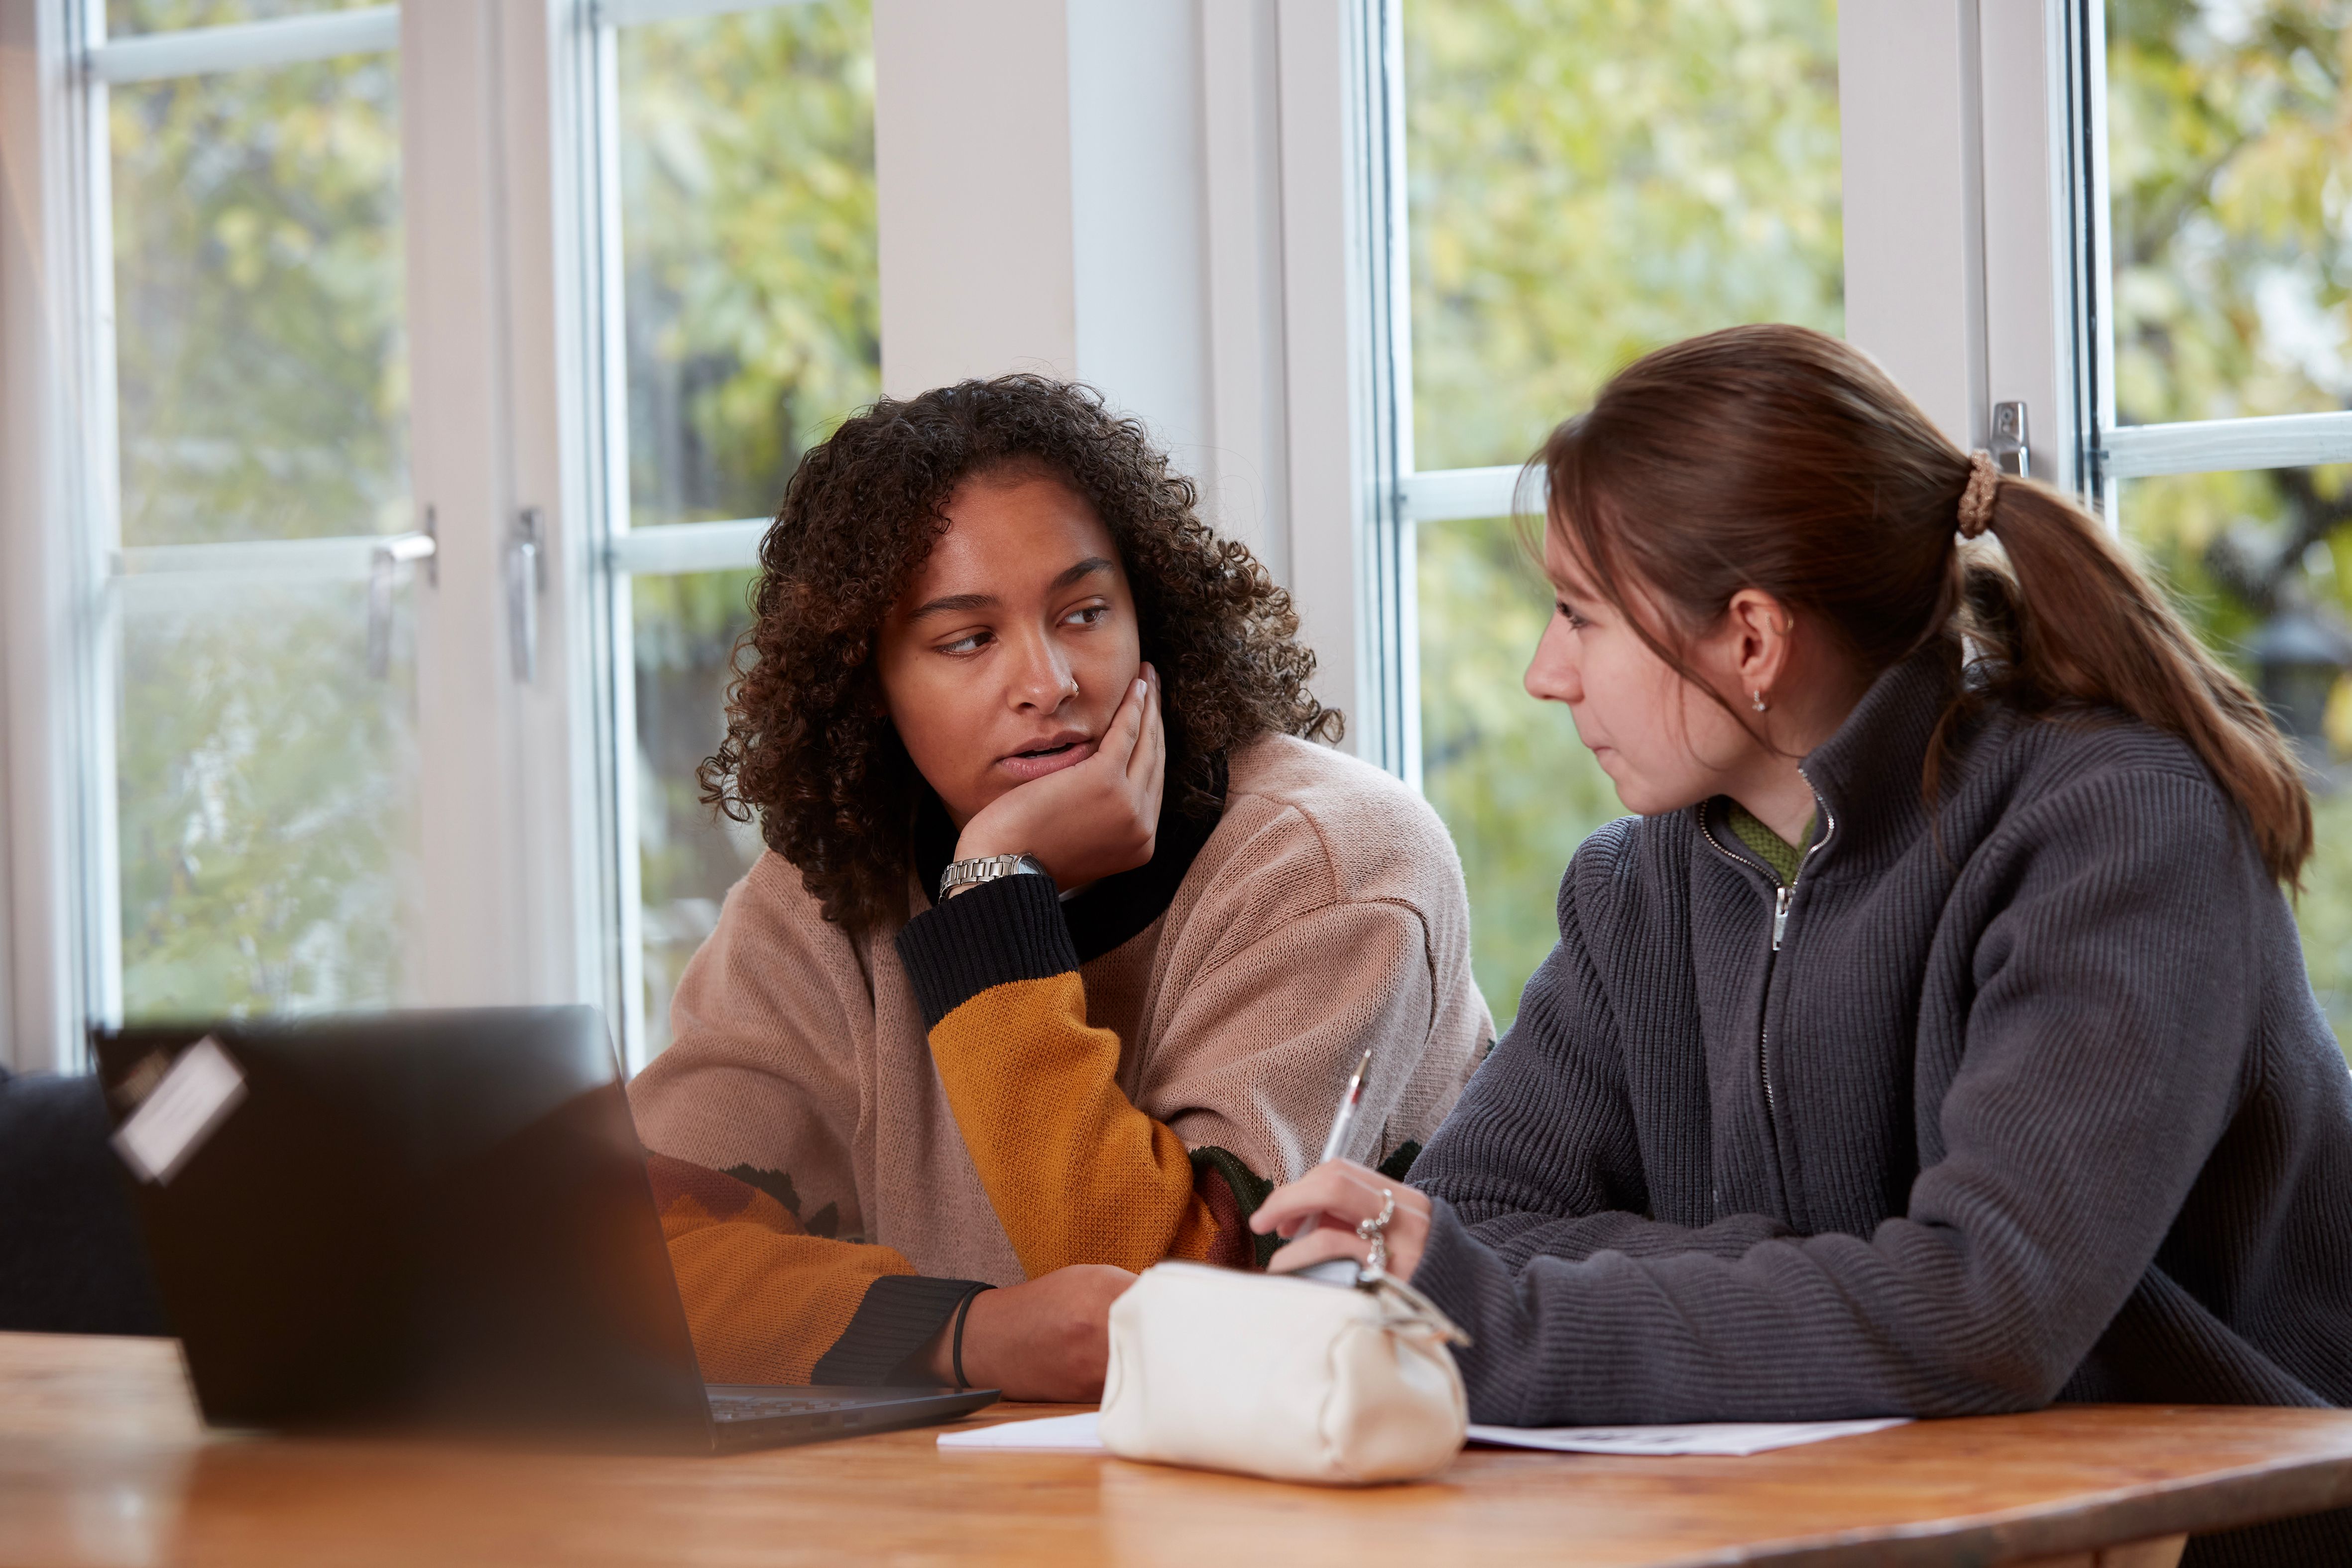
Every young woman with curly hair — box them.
[627,374,1490,1400]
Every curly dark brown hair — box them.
[699,374,1342,933]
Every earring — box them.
[1751,692,1768,713]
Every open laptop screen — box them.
[93,1008,717,1446]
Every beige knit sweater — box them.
[627,732,1492,1288]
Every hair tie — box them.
[1957,450,2001,539]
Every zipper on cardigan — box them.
[1697,779,1840,1137]
[1695,810,1785,1123]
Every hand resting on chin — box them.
[950,665,1165,895]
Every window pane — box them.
[110,52,407,545]
[635,571,763,1059]
[1418,518,1625,1026]
[617,0,877,528]
[1407,0,1838,1021]
[118,575,421,1016]
[108,42,418,1020]
[1403,0,1843,472]
[2118,464,2352,1064]
[2106,1,2352,425]
[109,0,381,34]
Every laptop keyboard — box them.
[706,1390,873,1423]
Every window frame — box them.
[0,0,115,1071]
[1369,0,2139,819]
[2065,0,2352,507]
[0,0,616,1068]
[568,0,879,1070]
[4,0,2161,1073]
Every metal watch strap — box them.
[937,852,1050,901]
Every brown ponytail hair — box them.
[1537,323,2313,885]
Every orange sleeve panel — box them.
[894,873,1262,1278]
[647,1153,930,1385]
[926,972,1251,1276]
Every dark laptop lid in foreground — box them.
[91,1007,991,1451]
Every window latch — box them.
[508,506,547,684]
[1991,401,2030,478]
[367,509,438,680]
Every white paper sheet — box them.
[1465,1418,1909,1456]
[938,1412,1908,1457]
[937,1411,1104,1450]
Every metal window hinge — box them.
[1991,401,2030,478]
[366,506,438,679]
[508,506,548,684]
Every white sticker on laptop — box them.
[113,1035,247,1185]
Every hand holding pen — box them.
[1251,1046,1437,1284]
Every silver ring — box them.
[1356,1188,1395,1274]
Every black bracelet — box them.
[951,1284,991,1390]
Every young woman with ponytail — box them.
[1253,325,2352,1566]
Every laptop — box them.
[90,1007,996,1453]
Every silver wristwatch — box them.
[937,852,1052,901]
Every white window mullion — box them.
[606,520,766,577]
[581,4,649,1066]
[1361,0,1416,788]
[0,0,118,1067]
[87,6,399,85]
[2072,0,2117,513]
[1837,1,1991,452]
[497,0,620,1029]
[77,0,125,1040]
[594,0,781,27]
[2104,413,2352,482]
[1270,0,1399,771]
[404,0,514,1010]
[1978,0,2088,495]
[1397,466,1528,527]
[402,0,594,1014]
[549,0,638,1061]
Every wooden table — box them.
[5,1334,2350,1567]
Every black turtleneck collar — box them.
[912,754,1229,965]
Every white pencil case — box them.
[1097,1259,1470,1485]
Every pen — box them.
[1292,1048,1379,1285]
[1316,1047,1374,1166]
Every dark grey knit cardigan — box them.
[1410,641,2352,1562]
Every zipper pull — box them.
[1772,884,1793,951]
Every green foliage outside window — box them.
[1405,0,1843,474]
[1411,0,2352,1067]
[111,37,416,1017]
[2106,0,2352,1059]
[118,584,418,1017]
[106,0,2350,1067]
[619,1,878,1050]
[110,49,405,547]
[619,0,878,529]
[1407,0,1842,1024]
